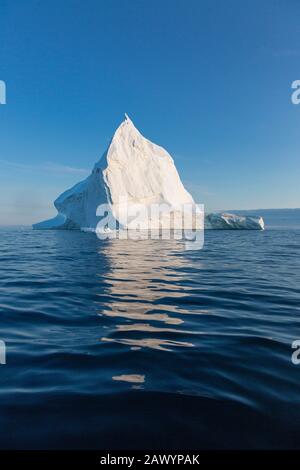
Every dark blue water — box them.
[0,209,300,449]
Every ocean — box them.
[0,209,300,449]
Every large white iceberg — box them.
[33,115,264,231]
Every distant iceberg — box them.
[205,212,264,230]
[33,115,264,232]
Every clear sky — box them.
[0,0,299,225]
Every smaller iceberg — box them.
[205,212,264,230]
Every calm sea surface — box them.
[0,209,300,449]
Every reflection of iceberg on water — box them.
[97,239,203,352]
[33,114,264,232]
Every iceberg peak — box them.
[120,112,135,130]
[111,113,141,145]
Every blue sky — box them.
[0,0,299,224]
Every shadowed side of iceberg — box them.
[32,213,80,230]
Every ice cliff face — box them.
[33,115,264,231]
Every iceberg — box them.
[33,114,200,231]
[205,212,264,230]
[33,115,264,232]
